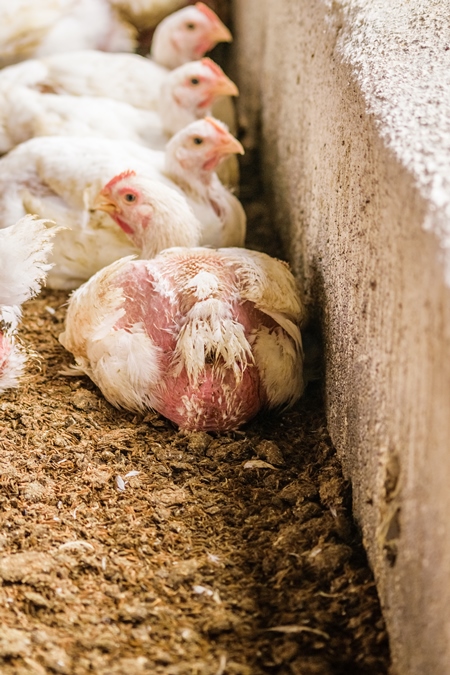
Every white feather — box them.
[0,0,136,67]
[87,327,163,411]
[0,215,59,393]
[0,51,167,111]
[109,0,187,30]
[252,326,304,407]
[0,332,27,394]
[0,215,58,306]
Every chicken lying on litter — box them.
[109,0,187,31]
[0,118,245,288]
[0,216,58,392]
[0,0,137,68]
[0,58,238,155]
[60,246,304,431]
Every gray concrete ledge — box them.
[231,2,450,674]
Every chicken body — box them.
[60,247,304,431]
[0,86,164,155]
[0,51,167,111]
[0,59,237,155]
[0,216,58,392]
[0,0,136,67]
[0,0,65,67]
[0,120,245,288]
[109,0,187,30]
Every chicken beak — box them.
[210,74,239,98]
[196,3,232,44]
[92,192,117,214]
[218,133,245,157]
[209,21,233,44]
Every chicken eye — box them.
[190,77,200,85]
[193,137,203,145]
[124,193,136,202]
[186,22,196,30]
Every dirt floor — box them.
[0,152,390,675]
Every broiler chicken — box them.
[0,118,245,289]
[0,215,58,392]
[0,138,201,289]
[0,133,203,288]
[60,246,304,431]
[0,59,238,154]
[0,0,137,67]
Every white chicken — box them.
[0,215,58,392]
[0,119,245,288]
[0,0,137,67]
[60,246,304,432]
[0,59,238,154]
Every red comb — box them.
[195,2,222,26]
[201,57,225,77]
[204,116,229,136]
[102,169,136,192]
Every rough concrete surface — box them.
[231,1,450,674]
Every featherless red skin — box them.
[0,333,12,377]
[113,260,278,432]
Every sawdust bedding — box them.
[0,159,390,674]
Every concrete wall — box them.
[230,2,450,674]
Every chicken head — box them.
[161,57,238,135]
[166,116,244,180]
[93,171,201,256]
[151,2,232,69]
